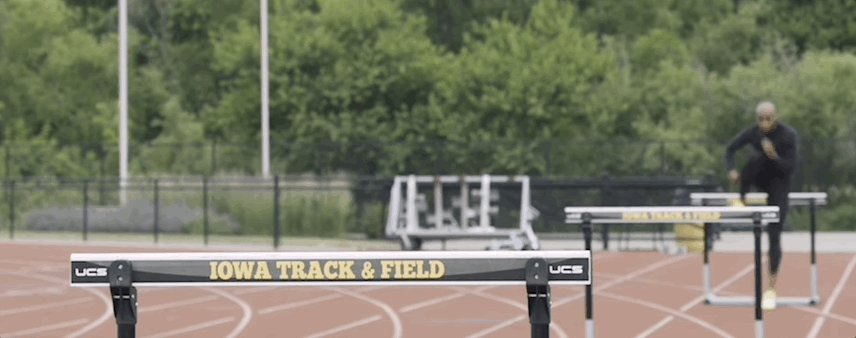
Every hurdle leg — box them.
[810,200,820,304]
[582,213,594,338]
[753,214,764,338]
[109,260,137,338]
[526,258,551,338]
[602,224,609,251]
[703,222,712,303]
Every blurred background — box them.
[1,0,854,246]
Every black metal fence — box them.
[3,137,855,248]
[0,175,723,245]
[2,139,855,189]
[0,176,388,247]
[3,173,851,250]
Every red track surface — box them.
[1,242,854,338]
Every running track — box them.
[1,242,854,338]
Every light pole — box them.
[260,0,271,178]
[118,0,129,204]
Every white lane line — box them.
[0,286,66,298]
[635,261,758,338]
[0,268,112,338]
[465,255,691,338]
[0,297,91,316]
[398,252,618,335]
[64,287,112,338]
[0,259,66,268]
[259,293,343,315]
[806,254,856,338]
[798,305,856,326]
[701,285,856,327]
[601,291,735,338]
[258,253,618,334]
[467,287,569,338]
[715,288,856,327]
[258,286,384,315]
[1,318,89,337]
[205,288,253,338]
[303,315,383,338]
[233,286,275,295]
[617,273,856,330]
[139,295,220,313]
[398,286,494,313]
[333,288,403,338]
[146,317,235,338]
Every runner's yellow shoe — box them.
[762,289,777,311]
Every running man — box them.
[725,101,799,310]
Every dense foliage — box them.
[2,0,855,231]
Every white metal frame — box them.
[385,175,539,250]
[564,205,780,338]
[690,192,827,307]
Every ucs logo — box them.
[549,265,584,275]
[74,267,107,277]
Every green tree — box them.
[418,0,617,175]
[205,0,447,175]
[765,0,856,53]
[690,3,766,74]
[401,0,539,52]
[0,0,116,176]
[574,0,679,39]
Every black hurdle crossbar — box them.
[96,256,589,338]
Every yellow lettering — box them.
[307,261,324,280]
[622,211,721,222]
[416,260,429,278]
[338,261,356,279]
[209,261,219,280]
[231,261,255,280]
[623,212,650,221]
[254,261,272,280]
[429,260,445,278]
[276,261,291,279]
[381,260,394,279]
[323,261,338,279]
[217,261,233,280]
[376,260,443,280]
[402,261,416,278]
[291,261,306,279]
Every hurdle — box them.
[691,192,827,307]
[385,175,540,251]
[71,250,591,338]
[565,206,779,338]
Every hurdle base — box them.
[705,295,818,307]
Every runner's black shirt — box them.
[725,122,799,178]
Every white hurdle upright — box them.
[565,206,779,338]
[690,192,827,307]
